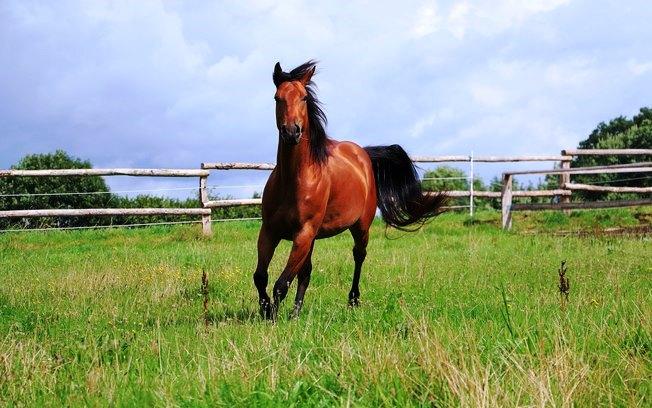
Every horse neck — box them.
[276,127,318,182]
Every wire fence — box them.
[0,217,263,233]
[417,151,476,215]
[0,184,269,198]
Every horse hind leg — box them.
[349,224,369,307]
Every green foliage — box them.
[422,165,470,191]
[422,165,485,208]
[486,176,553,209]
[579,107,652,151]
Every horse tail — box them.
[364,144,448,231]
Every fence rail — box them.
[204,199,262,208]
[563,183,652,193]
[0,169,209,177]
[504,162,652,176]
[438,190,571,198]
[561,149,652,156]
[201,162,275,170]
[0,208,211,217]
[411,155,571,163]
[511,199,652,211]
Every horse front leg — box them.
[289,242,315,319]
[253,225,280,319]
[272,227,316,320]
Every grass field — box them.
[1,209,650,406]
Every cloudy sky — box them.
[1,0,651,198]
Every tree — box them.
[0,150,111,228]
[566,107,652,200]
[421,165,485,209]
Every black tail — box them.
[364,145,448,231]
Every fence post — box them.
[469,151,474,217]
[199,175,212,236]
[501,173,513,230]
[560,150,571,215]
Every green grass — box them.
[0,210,650,406]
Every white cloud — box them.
[411,0,571,40]
[1,0,650,195]
[448,1,471,39]
[410,108,457,139]
[467,0,571,36]
[628,59,652,75]
[545,57,598,89]
[470,84,508,108]
[411,3,442,39]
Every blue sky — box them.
[1,0,651,198]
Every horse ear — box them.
[273,62,283,87]
[299,66,315,85]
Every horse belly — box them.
[317,188,367,238]
[317,207,356,238]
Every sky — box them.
[1,0,651,198]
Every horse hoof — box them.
[259,301,273,320]
[289,306,302,319]
[269,304,280,322]
[348,298,360,307]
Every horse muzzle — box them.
[279,125,302,145]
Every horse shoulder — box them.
[329,141,373,185]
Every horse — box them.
[254,61,447,319]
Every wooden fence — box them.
[1,149,651,234]
[501,159,652,230]
[201,155,573,214]
[0,168,214,235]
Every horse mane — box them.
[273,60,331,164]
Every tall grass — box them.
[0,210,650,406]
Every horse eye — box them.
[302,95,308,101]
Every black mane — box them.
[273,60,330,164]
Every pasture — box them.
[1,209,650,406]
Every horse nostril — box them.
[294,124,301,134]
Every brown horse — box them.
[254,61,446,319]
